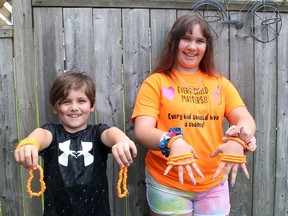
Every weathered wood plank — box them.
[13,0,43,215]
[63,8,96,123]
[92,8,123,216]
[34,7,64,125]
[31,0,288,12]
[275,13,288,216]
[0,36,20,216]
[123,8,150,216]
[150,9,177,70]
[64,8,94,74]
[229,12,255,216]
[253,13,278,215]
[0,26,12,38]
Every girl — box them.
[132,13,256,216]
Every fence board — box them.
[123,8,150,216]
[150,9,177,70]
[229,12,255,216]
[31,0,288,12]
[34,7,64,125]
[13,0,43,215]
[0,32,21,216]
[64,8,94,75]
[253,19,278,215]
[93,8,124,215]
[275,14,288,216]
[63,8,96,123]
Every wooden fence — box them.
[0,0,287,215]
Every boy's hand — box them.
[111,139,137,168]
[14,145,39,170]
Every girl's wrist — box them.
[158,127,183,157]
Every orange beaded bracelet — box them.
[220,153,246,163]
[27,165,46,197]
[117,166,128,198]
[226,137,247,150]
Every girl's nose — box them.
[187,42,196,50]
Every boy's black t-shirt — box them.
[39,123,111,216]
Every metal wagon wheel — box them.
[250,3,282,43]
[191,0,228,39]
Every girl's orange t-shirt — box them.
[132,69,245,192]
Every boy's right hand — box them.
[14,145,39,170]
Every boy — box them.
[14,71,137,216]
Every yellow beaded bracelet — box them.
[167,135,183,149]
[117,166,128,198]
[167,159,197,166]
[220,153,246,163]
[167,153,196,166]
[226,137,247,150]
[16,137,46,197]
[168,153,195,161]
[17,137,40,150]
[27,165,46,197]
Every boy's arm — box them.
[101,127,137,168]
[14,128,52,169]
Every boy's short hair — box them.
[49,71,96,111]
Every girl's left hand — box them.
[210,140,249,186]
[111,140,137,168]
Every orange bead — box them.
[117,166,128,198]
[27,165,46,197]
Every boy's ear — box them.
[90,98,96,110]
[53,108,58,114]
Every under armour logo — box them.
[58,140,94,167]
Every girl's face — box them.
[175,24,207,74]
[54,88,95,133]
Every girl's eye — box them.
[197,39,206,44]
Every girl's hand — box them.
[163,138,204,185]
[111,139,137,168]
[14,145,39,170]
[210,140,249,187]
[223,125,257,152]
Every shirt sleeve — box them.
[131,75,162,123]
[223,78,246,117]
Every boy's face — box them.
[54,88,95,133]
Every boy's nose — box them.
[70,103,79,111]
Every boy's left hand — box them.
[111,139,137,168]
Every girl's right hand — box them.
[163,138,204,185]
[14,145,39,170]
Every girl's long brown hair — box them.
[152,12,218,77]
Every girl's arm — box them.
[226,106,256,136]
